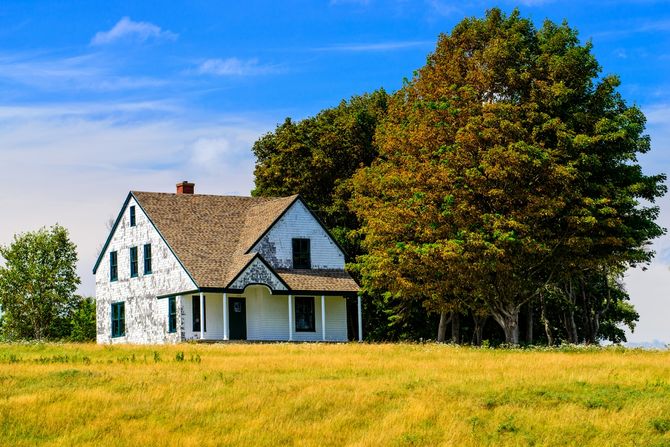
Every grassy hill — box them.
[1,343,669,446]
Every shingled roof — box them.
[128,191,359,294]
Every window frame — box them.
[168,296,177,333]
[129,205,136,227]
[294,296,315,332]
[143,244,152,275]
[192,295,207,332]
[292,238,311,269]
[130,246,138,278]
[111,301,125,338]
[109,251,118,282]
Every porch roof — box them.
[276,269,360,294]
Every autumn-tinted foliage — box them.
[350,9,665,343]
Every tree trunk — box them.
[451,312,460,344]
[491,305,520,345]
[472,315,487,346]
[526,302,533,345]
[437,311,450,343]
[540,292,553,346]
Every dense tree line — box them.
[252,9,665,345]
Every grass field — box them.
[0,343,669,447]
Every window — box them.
[143,244,152,274]
[111,302,125,337]
[130,247,138,278]
[192,295,206,332]
[129,206,136,227]
[292,238,311,269]
[109,251,118,282]
[168,297,177,333]
[295,296,315,332]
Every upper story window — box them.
[143,244,152,274]
[109,251,118,282]
[292,238,311,269]
[130,246,138,278]
[129,206,136,227]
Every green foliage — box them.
[0,225,81,340]
[350,8,665,343]
[68,297,97,342]
[252,89,389,255]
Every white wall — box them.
[252,200,345,269]
[95,195,196,344]
[182,292,228,341]
[247,286,348,342]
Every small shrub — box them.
[153,351,161,363]
[497,416,518,434]
[650,418,670,434]
[175,351,185,362]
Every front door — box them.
[228,297,247,340]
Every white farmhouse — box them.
[93,181,362,344]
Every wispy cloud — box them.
[315,40,433,52]
[426,0,461,17]
[195,58,281,76]
[0,52,168,92]
[91,17,177,46]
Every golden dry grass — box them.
[0,343,669,446]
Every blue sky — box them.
[0,0,669,343]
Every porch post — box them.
[321,295,326,341]
[199,291,204,340]
[223,292,229,341]
[288,294,293,341]
[357,294,363,342]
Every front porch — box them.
[178,285,362,342]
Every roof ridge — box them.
[132,190,298,200]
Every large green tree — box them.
[0,224,81,340]
[351,9,665,343]
[252,89,388,253]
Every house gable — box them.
[93,194,197,295]
[249,199,346,270]
[227,255,288,292]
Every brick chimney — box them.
[176,181,195,194]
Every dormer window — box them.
[292,238,311,269]
[129,206,136,227]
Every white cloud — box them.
[0,103,271,297]
[195,58,281,76]
[91,17,177,46]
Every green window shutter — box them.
[110,251,118,282]
[168,297,177,333]
[143,244,152,274]
[130,247,138,278]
